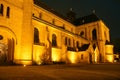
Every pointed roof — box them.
[73,13,100,26]
[78,44,90,51]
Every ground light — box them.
[23,64,26,67]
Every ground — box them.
[0,63,120,80]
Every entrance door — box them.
[0,43,7,64]
[7,38,14,63]
[0,38,15,64]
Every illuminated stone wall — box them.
[0,0,114,65]
[0,0,23,64]
[76,20,111,63]
[105,45,114,63]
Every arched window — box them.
[76,41,79,48]
[34,28,39,44]
[80,31,84,37]
[65,37,67,46]
[68,38,71,46]
[6,7,10,18]
[0,4,3,15]
[73,39,75,47]
[92,29,97,40]
[52,34,57,46]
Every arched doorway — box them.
[0,26,16,64]
[0,37,15,64]
[7,38,15,63]
[0,43,7,64]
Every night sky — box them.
[40,0,120,39]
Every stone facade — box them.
[0,0,114,65]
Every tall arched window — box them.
[0,4,3,15]
[68,38,71,46]
[6,7,10,18]
[73,39,75,47]
[52,34,57,46]
[76,41,79,48]
[80,31,84,37]
[34,28,39,44]
[65,37,67,46]
[92,29,97,40]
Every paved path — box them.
[0,64,120,80]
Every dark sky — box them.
[40,0,120,39]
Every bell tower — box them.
[19,0,34,65]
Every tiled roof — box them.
[78,44,90,51]
[73,13,100,26]
[34,0,100,26]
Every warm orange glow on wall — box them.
[68,51,77,63]
[21,61,32,65]
[105,45,114,54]
[33,45,46,65]
[70,53,76,63]
[105,45,114,63]
[94,47,99,63]
[0,0,113,65]
[106,55,114,63]
[52,48,61,62]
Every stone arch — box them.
[0,25,17,44]
[0,25,17,64]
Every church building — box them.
[0,0,114,65]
